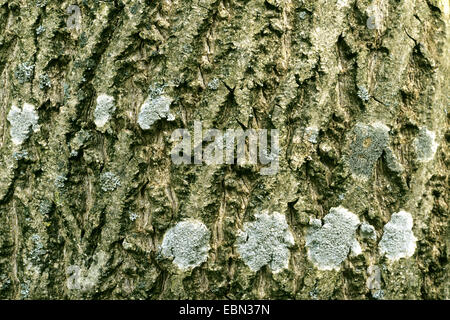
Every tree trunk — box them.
[0,0,448,300]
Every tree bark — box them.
[0,0,448,299]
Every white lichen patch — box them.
[414,127,438,162]
[379,211,417,261]
[309,218,322,229]
[306,207,361,271]
[160,220,210,270]
[357,85,370,102]
[36,25,45,35]
[207,78,219,90]
[7,103,40,145]
[129,212,138,221]
[236,212,294,273]
[94,94,115,128]
[15,62,35,84]
[137,95,174,130]
[100,172,121,191]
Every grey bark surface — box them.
[0,0,448,299]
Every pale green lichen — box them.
[160,220,211,270]
[306,207,361,271]
[236,212,294,273]
[7,103,40,145]
[379,211,417,261]
[94,94,115,128]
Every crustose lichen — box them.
[160,220,211,270]
[137,95,174,130]
[100,172,121,192]
[94,94,116,128]
[54,175,68,189]
[413,127,438,162]
[357,85,370,102]
[379,211,417,261]
[236,212,294,273]
[137,84,175,130]
[306,207,361,271]
[348,122,389,179]
[7,103,40,145]
[36,25,45,35]
[15,62,35,84]
[39,73,52,90]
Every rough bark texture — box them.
[0,0,448,300]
